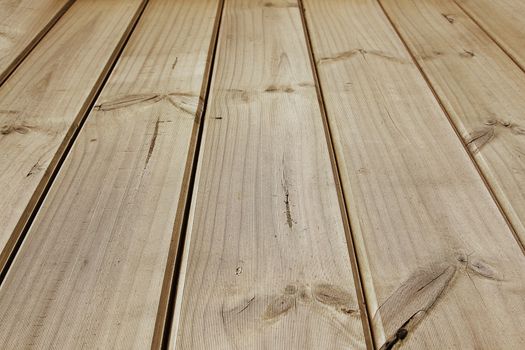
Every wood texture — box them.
[0,0,73,85]
[380,0,525,254]
[455,0,525,70]
[303,0,525,348]
[0,0,145,275]
[171,0,367,348]
[0,0,220,348]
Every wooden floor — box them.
[1,0,525,349]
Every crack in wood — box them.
[375,266,456,349]
[26,160,44,177]
[144,117,161,169]
[460,49,475,58]
[441,13,455,24]
[237,296,255,314]
[281,163,295,229]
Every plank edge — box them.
[0,0,75,87]
[298,0,375,348]
[0,0,150,285]
[150,0,226,348]
[376,0,525,255]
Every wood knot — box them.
[265,85,295,93]
[263,1,298,8]
[284,284,297,294]
[457,254,501,281]
[396,328,408,340]
[263,295,294,320]
[466,119,525,153]
[1,124,32,135]
[313,284,353,305]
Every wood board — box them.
[455,0,525,70]
[0,0,73,85]
[171,0,368,348]
[380,0,525,255]
[0,0,146,276]
[0,0,220,348]
[303,0,525,348]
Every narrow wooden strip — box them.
[303,0,525,348]
[0,0,220,348]
[151,0,225,348]
[0,0,146,276]
[0,0,73,85]
[454,0,525,71]
[380,0,525,254]
[171,0,367,348]
[297,1,375,347]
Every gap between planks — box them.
[171,1,369,348]
[150,0,226,348]
[0,0,75,87]
[0,0,151,285]
[375,0,525,256]
[451,0,525,75]
[297,1,375,349]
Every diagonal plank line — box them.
[151,1,226,349]
[0,0,76,87]
[376,0,525,255]
[297,1,375,348]
[0,0,151,286]
[451,0,525,76]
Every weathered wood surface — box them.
[171,0,367,349]
[455,0,525,70]
[0,0,145,275]
[0,0,73,85]
[381,0,525,252]
[304,0,525,348]
[0,0,220,348]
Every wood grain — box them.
[303,0,525,348]
[0,0,145,275]
[380,0,525,254]
[0,0,73,85]
[454,0,525,70]
[0,0,220,348]
[171,0,367,349]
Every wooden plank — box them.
[0,0,220,348]
[0,0,145,276]
[454,0,525,70]
[303,0,525,348]
[0,0,73,85]
[170,0,368,349]
[380,0,525,258]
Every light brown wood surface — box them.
[380,0,525,253]
[171,0,367,348]
[303,0,525,348]
[455,0,525,70]
[0,0,145,275]
[0,0,220,348]
[0,0,73,85]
